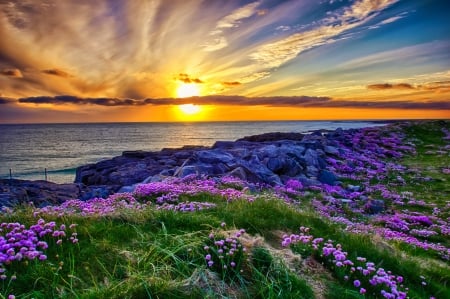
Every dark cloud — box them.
[142,95,331,107]
[1,68,23,78]
[367,83,415,90]
[42,69,71,78]
[0,97,16,104]
[317,100,450,110]
[18,95,147,106]
[222,81,242,86]
[177,73,204,84]
[14,95,449,110]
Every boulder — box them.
[237,132,304,142]
[267,157,285,173]
[226,167,248,181]
[303,149,319,167]
[318,170,339,185]
[324,145,340,156]
[368,199,385,214]
[0,179,119,207]
[195,150,235,164]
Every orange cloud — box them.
[1,68,23,78]
[176,73,204,84]
[14,95,450,110]
[0,97,16,104]
[42,69,71,78]
[367,83,415,90]
[222,81,242,86]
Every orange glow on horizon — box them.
[178,104,201,115]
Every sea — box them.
[0,121,388,184]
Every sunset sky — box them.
[0,0,449,123]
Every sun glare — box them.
[176,83,200,98]
[179,104,201,115]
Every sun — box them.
[176,83,200,98]
[179,104,201,115]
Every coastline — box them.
[0,120,389,184]
[1,120,448,208]
[0,119,449,298]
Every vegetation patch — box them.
[1,121,449,298]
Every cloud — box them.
[42,69,71,77]
[420,80,450,89]
[367,81,450,93]
[202,36,228,52]
[221,81,241,86]
[239,72,271,83]
[0,0,445,105]
[0,97,16,104]
[216,1,260,30]
[18,95,146,106]
[13,95,450,110]
[369,15,405,29]
[250,0,399,68]
[203,1,261,51]
[143,95,332,107]
[367,83,415,90]
[339,40,450,72]
[1,68,23,77]
[325,100,450,110]
[276,25,291,32]
[176,73,204,84]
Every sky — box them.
[0,0,449,123]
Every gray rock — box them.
[368,199,385,214]
[267,157,284,173]
[317,157,328,169]
[347,184,361,192]
[306,165,319,177]
[0,179,120,207]
[195,150,235,164]
[237,132,304,142]
[294,176,321,187]
[318,170,338,185]
[257,144,280,158]
[213,141,236,149]
[340,198,353,204]
[324,145,339,155]
[174,165,198,178]
[284,158,303,176]
[304,149,319,167]
[226,167,248,181]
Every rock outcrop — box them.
[0,179,118,208]
[74,130,343,189]
[0,127,377,207]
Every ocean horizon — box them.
[0,120,389,183]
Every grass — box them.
[1,120,449,298]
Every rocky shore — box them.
[0,123,401,207]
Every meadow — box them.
[0,121,449,299]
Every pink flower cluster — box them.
[134,176,255,204]
[282,227,410,299]
[204,224,247,279]
[304,124,450,260]
[34,193,148,217]
[0,219,78,279]
[273,179,304,202]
